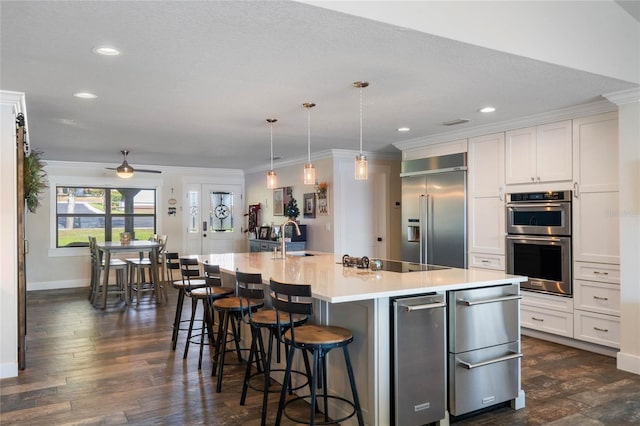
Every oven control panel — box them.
[508,191,571,202]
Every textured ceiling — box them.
[1,1,637,171]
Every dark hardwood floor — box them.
[1,287,639,425]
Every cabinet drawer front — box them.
[469,253,505,271]
[574,262,620,284]
[574,280,620,316]
[259,242,270,250]
[574,311,620,348]
[521,290,573,312]
[521,306,573,337]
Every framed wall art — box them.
[273,188,284,216]
[303,193,316,219]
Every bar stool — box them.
[127,235,167,304]
[211,271,264,393]
[88,236,128,308]
[270,278,364,426]
[167,254,206,350]
[239,275,311,426]
[184,263,234,369]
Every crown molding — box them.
[393,99,618,151]
[604,88,640,105]
[44,160,244,178]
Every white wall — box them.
[0,91,23,378]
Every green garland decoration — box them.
[24,150,48,213]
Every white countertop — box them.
[197,251,527,303]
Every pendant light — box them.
[266,118,278,189]
[303,102,316,185]
[353,81,369,180]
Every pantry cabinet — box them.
[467,133,505,263]
[572,112,619,265]
[505,120,572,185]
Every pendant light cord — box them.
[359,86,363,155]
[270,122,274,170]
[307,107,311,163]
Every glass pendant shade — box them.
[267,170,277,189]
[304,163,316,185]
[355,154,368,180]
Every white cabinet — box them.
[572,112,619,264]
[468,133,505,263]
[521,290,574,337]
[573,262,620,348]
[505,120,572,184]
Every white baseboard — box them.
[521,328,619,357]
[617,351,640,375]
[27,278,87,291]
[0,362,18,379]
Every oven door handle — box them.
[458,352,523,370]
[506,203,563,208]
[506,235,564,242]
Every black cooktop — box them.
[376,260,450,273]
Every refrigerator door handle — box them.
[419,194,427,263]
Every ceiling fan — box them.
[106,150,162,178]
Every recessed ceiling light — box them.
[397,127,411,132]
[93,46,120,56]
[480,106,496,113]
[73,92,97,99]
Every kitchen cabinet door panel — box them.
[469,196,504,254]
[536,120,572,182]
[573,187,620,264]
[573,112,618,193]
[505,127,536,184]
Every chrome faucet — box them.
[280,218,301,258]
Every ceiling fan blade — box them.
[135,169,162,174]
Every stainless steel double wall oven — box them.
[506,191,572,296]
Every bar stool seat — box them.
[271,278,364,426]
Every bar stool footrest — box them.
[283,394,357,425]
[247,368,309,394]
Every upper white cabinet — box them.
[572,112,619,264]
[505,120,572,184]
[468,133,505,259]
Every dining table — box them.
[96,240,161,307]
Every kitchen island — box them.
[198,251,527,425]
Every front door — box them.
[184,183,243,255]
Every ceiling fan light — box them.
[355,154,368,180]
[116,160,134,178]
[267,170,277,189]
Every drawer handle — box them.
[401,302,446,312]
[459,295,521,306]
[593,296,609,301]
[481,260,490,263]
[593,271,609,275]
[593,327,609,333]
[532,317,544,322]
[458,352,522,370]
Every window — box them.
[56,186,156,247]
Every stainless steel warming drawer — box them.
[448,284,522,416]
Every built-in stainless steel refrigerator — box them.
[401,153,467,268]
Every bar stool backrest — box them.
[270,279,313,342]
[165,252,180,281]
[236,271,264,323]
[203,263,222,287]
[180,257,201,293]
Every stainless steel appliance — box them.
[506,191,572,296]
[391,293,447,425]
[401,153,467,269]
[448,284,522,416]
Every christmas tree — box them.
[286,197,300,220]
